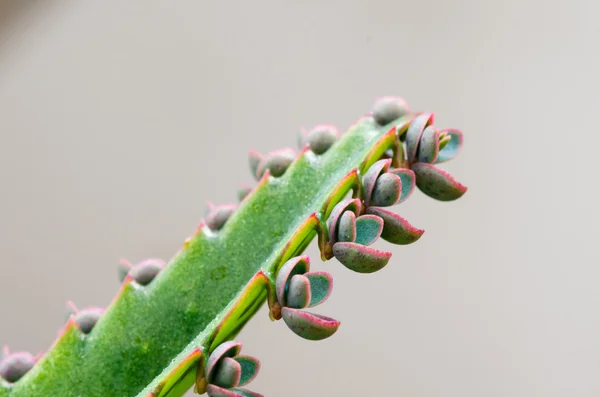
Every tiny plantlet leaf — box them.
[436,128,463,163]
[281,307,340,341]
[362,159,391,207]
[412,163,468,201]
[337,210,357,243]
[387,168,416,203]
[371,173,402,207]
[417,125,440,164]
[305,271,333,308]
[234,356,260,387]
[366,207,425,245]
[405,113,434,164]
[286,274,312,309]
[212,357,241,389]
[327,199,361,245]
[0,96,467,397]
[332,242,392,273]
[354,215,384,246]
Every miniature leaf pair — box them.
[274,256,338,341]
[371,98,467,202]
[202,342,262,397]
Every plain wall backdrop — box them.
[0,1,599,396]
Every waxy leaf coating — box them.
[234,356,260,387]
[366,207,424,245]
[332,242,392,273]
[212,357,241,389]
[405,113,434,164]
[417,125,440,164]
[305,271,333,308]
[337,211,357,243]
[387,168,416,203]
[281,307,340,341]
[371,173,402,207]
[286,274,311,309]
[354,215,384,246]
[412,163,467,201]
[362,159,391,206]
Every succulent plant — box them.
[0,96,467,397]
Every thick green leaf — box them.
[281,308,340,341]
[436,128,463,163]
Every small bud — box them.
[206,205,236,230]
[371,97,410,126]
[307,124,338,155]
[0,351,36,383]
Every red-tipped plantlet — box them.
[0,97,466,397]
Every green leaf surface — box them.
[0,115,406,397]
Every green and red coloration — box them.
[0,96,467,397]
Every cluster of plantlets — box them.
[0,96,466,397]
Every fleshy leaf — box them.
[206,341,242,383]
[371,173,401,207]
[332,242,392,273]
[212,357,241,389]
[308,124,339,154]
[366,207,424,245]
[417,125,439,164]
[206,205,236,231]
[232,389,264,397]
[327,198,361,244]
[281,307,340,341]
[234,356,260,387]
[248,150,263,179]
[405,113,434,164]
[412,163,467,201]
[362,159,391,206]
[286,274,311,309]
[305,271,333,307]
[371,96,410,126]
[275,256,310,307]
[387,168,416,203]
[207,386,264,397]
[337,210,356,243]
[436,128,463,163]
[0,352,36,383]
[354,215,384,246]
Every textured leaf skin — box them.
[412,162,468,201]
[366,207,425,245]
[0,115,407,397]
[281,308,340,341]
[332,242,392,273]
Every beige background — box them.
[0,1,598,396]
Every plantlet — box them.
[0,96,467,397]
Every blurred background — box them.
[0,1,598,396]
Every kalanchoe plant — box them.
[0,96,466,397]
